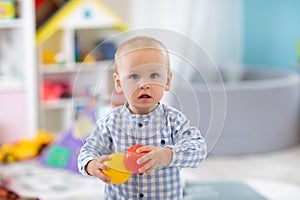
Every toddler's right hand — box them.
[85,155,111,184]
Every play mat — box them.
[0,160,104,200]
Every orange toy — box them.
[124,144,150,174]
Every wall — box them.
[101,0,244,71]
[244,0,300,69]
[101,0,300,70]
[100,0,131,24]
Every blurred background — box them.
[0,0,300,199]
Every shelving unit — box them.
[0,19,22,28]
[0,1,37,143]
[40,60,112,74]
[36,0,126,134]
[39,63,114,112]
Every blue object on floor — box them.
[183,182,267,200]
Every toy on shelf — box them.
[97,41,117,60]
[75,33,115,63]
[0,0,16,19]
[0,130,54,163]
[41,81,71,101]
[42,49,57,64]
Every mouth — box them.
[138,94,152,99]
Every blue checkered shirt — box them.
[78,103,207,199]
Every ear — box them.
[165,71,173,91]
[113,72,122,92]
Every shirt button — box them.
[138,122,143,128]
[139,193,144,198]
[161,139,166,145]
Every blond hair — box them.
[115,36,170,69]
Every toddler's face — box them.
[114,49,172,114]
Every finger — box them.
[99,162,110,171]
[97,155,111,171]
[99,172,111,183]
[98,155,111,162]
[94,159,110,171]
[138,159,155,173]
[100,174,111,183]
[137,153,153,164]
[144,167,155,174]
[94,168,111,183]
[137,146,154,153]
[97,168,111,181]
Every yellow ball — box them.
[103,153,131,184]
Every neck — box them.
[127,103,159,115]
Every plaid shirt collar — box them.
[123,102,165,123]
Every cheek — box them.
[121,82,139,98]
[152,85,165,97]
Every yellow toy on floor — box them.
[0,130,54,163]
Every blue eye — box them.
[129,74,139,80]
[150,73,159,79]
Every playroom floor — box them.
[183,144,300,200]
[1,144,300,200]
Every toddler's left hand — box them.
[136,146,173,174]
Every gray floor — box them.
[182,144,300,199]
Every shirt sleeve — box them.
[78,116,114,176]
[166,110,207,168]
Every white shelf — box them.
[0,80,24,92]
[41,99,74,110]
[40,60,113,74]
[0,19,23,29]
[40,97,88,110]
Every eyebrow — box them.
[126,68,167,74]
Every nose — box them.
[139,82,150,89]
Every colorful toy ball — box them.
[124,144,150,174]
[102,153,132,184]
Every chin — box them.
[130,104,157,114]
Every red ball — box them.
[124,144,150,174]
